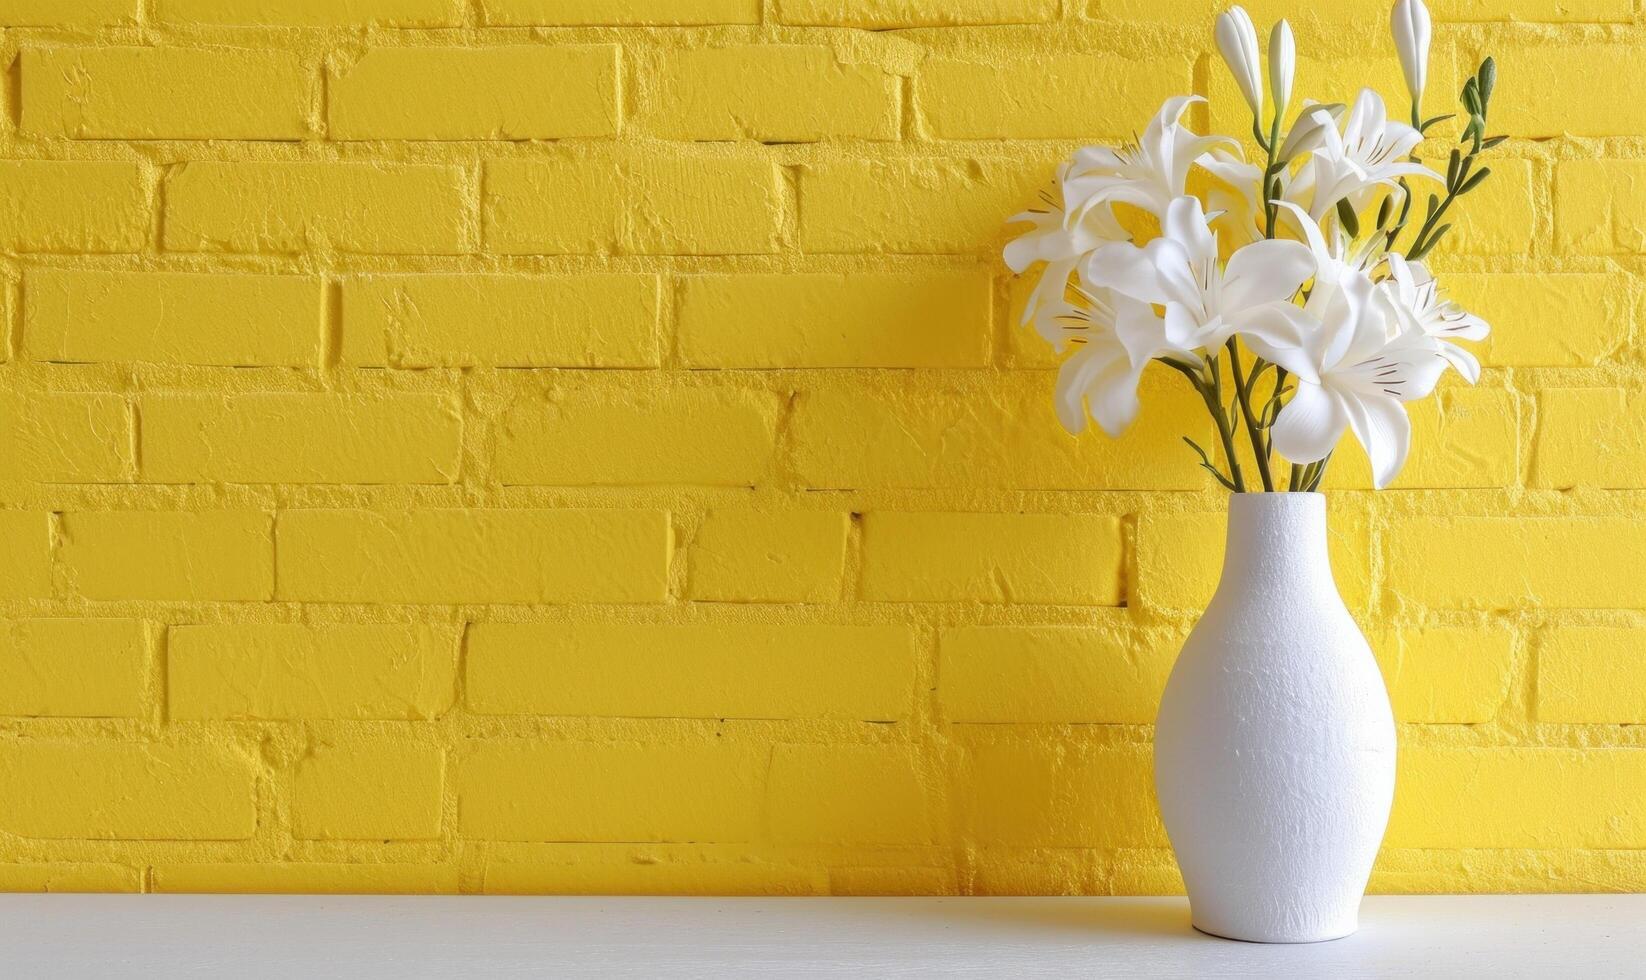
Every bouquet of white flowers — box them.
[1005,0,1500,491]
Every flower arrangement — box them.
[1005,0,1501,491]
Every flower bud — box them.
[1269,20,1295,120]
[1391,0,1432,110]
[1215,6,1264,119]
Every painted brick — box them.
[1387,748,1646,848]
[0,619,148,719]
[476,844,826,896]
[789,377,1212,490]
[1136,509,1374,615]
[343,274,657,368]
[331,46,617,140]
[276,509,670,604]
[169,624,456,721]
[495,389,779,487]
[778,0,1055,25]
[1429,0,1630,20]
[0,0,135,24]
[165,161,468,254]
[0,161,149,253]
[688,510,848,603]
[918,55,1190,139]
[152,863,460,894]
[466,623,914,720]
[1490,46,1646,138]
[642,46,898,142]
[0,742,256,840]
[860,512,1122,605]
[141,393,463,485]
[0,392,133,483]
[939,624,1170,724]
[801,158,1050,254]
[155,0,461,26]
[25,269,322,368]
[1536,627,1646,724]
[0,864,141,893]
[294,741,445,840]
[677,272,991,368]
[1386,517,1646,609]
[768,744,930,844]
[1442,272,1628,367]
[61,511,274,602]
[1325,386,1518,490]
[0,511,52,600]
[1557,159,1646,254]
[1532,388,1646,489]
[483,0,758,23]
[1375,626,1514,725]
[21,47,311,140]
[1447,159,1538,255]
[459,742,767,842]
[484,156,783,255]
[962,742,1163,847]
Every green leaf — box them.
[1420,112,1455,132]
[1482,134,1508,149]
[1478,57,1497,108]
[1375,195,1393,230]
[1427,192,1440,217]
[1459,166,1492,194]
[1183,438,1237,492]
[1336,198,1360,237]
[1462,78,1481,115]
[1446,148,1460,188]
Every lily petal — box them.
[1222,237,1314,310]
[1343,391,1412,489]
[1271,380,1348,464]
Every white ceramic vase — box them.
[1153,492,1395,944]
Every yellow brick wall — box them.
[0,0,1641,896]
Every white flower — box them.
[1063,96,1231,228]
[1039,275,1198,436]
[1277,101,1346,160]
[1085,195,1316,354]
[1216,6,1264,118]
[1289,88,1437,223]
[1392,0,1432,110]
[1381,254,1490,382]
[1262,258,1449,488]
[1005,163,1127,331]
[1269,20,1296,119]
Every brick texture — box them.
[0,0,1638,899]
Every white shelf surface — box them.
[2,893,1641,978]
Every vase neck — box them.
[1216,492,1337,604]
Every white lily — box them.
[1392,0,1432,112]
[1277,101,1346,160]
[1380,254,1490,382]
[1290,88,1437,223]
[1199,146,1266,246]
[1216,6,1264,119]
[1266,265,1449,488]
[1005,163,1128,331]
[1063,96,1233,227]
[1039,275,1199,437]
[1085,195,1316,354]
[1269,20,1296,120]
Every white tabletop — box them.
[2,894,1640,978]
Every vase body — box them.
[1153,493,1395,944]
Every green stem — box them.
[1288,462,1305,492]
[1225,340,1274,492]
[1161,356,1246,493]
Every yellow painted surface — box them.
[0,0,1639,896]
